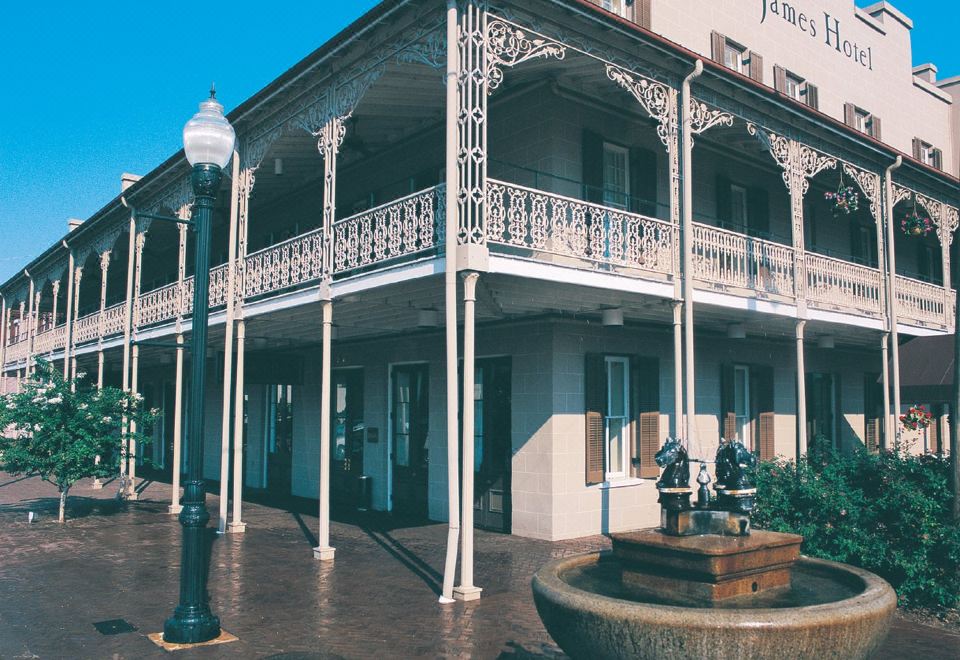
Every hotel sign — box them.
[760,0,874,70]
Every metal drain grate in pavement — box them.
[93,619,138,635]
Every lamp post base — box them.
[162,607,221,645]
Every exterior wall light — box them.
[602,308,624,326]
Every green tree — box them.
[0,360,155,522]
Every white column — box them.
[50,280,60,362]
[0,296,7,380]
[681,63,702,458]
[62,248,76,381]
[170,334,185,514]
[125,230,145,499]
[120,215,136,486]
[314,299,335,561]
[218,150,242,534]
[70,266,82,387]
[880,333,891,451]
[439,0,461,606]
[228,319,247,533]
[455,272,482,601]
[795,320,807,459]
[96,250,111,388]
[672,300,683,438]
[884,158,903,447]
[25,273,34,376]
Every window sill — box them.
[591,477,647,490]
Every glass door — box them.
[391,364,429,517]
[264,384,294,496]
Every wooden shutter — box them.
[747,187,770,237]
[635,356,660,479]
[751,366,775,460]
[805,83,819,110]
[928,406,941,454]
[716,175,732,226]
[585,354,606,485]
[582,130,605,204]
[630,148,658,218]
[912,138,923,160]
[635,0,652,29]
[932,148,943,171]
[773,65,787,93]
[870,116,881,140]
[843,103,856,128]
[748,51,764,83]
[720,364,737,441]
[710,31,726,64]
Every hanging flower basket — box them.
[900,404,933,431]
[900,211,933,237]
[824,184,859,216]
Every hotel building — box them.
[1,0,957,597]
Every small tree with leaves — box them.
[0,360,156,522]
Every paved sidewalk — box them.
[1,474,957,659]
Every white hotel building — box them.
[1,0,957,562]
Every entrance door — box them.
[331,369,364,506]
[473,358,512,533]
[806,373,837,454]
[391,364,429,517]
[264,384,295,496]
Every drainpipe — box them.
[681,60,702,458]
[884,156,902,447]
[439,0,461,606]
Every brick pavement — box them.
[0,473,958,659]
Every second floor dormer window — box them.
[599,0,628,18]
[711,31,763,82]
[913,138,943,170]
[844,103,881,140]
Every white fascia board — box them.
[487,255,675,299]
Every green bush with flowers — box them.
[0,360,156,522]
[754,444,960,611]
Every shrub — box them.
[754,447,960,611]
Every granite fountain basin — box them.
[532,547,897,660]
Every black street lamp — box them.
[163,87,235,645]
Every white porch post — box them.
[883,157,903,445]
[681,63,702,457]
[125,230,145,499]
[218,149,241,534]
[455,272,482,601]
[880,333,891,450]
[672,300,683,438]
[25,272,34,376]
[120,215,136,486]
[228,319,247,533]
[940,203,953,330]
[170,218,189,515]
[439,0,461,605]
[69,267,81,385]
[63,246,76,381]
[314,299,335,561]
[795,320,807,459]
[97,250,111,388]
[50,280,60,362]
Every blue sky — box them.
[0,0,956,283]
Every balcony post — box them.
[170,212,190,515]
[672,300,683,437]
[681,62,702,457]
[24,272,34,376]
[120,214,136,487]
[125,229,146,499]
[97,250,111,388]
[938,201,954,330]
[50,280,60,360]
[455,271,482,601]
[440,0,461,606]
[883,157,903,446]
[69,266,82,386]
[0,295,6,378]
[795,320,807,459]
[218,150,242,535]
[880,333,891,451]
[63,246,76,382]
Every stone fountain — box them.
[531,438,896,660]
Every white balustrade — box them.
[137,281,182,327]
[75,311,103,344]
[245,229,325,298]
[333,186,442,273]
[691,223,795,297]
[806,253,883,315]
[101,303,127,338]
[486,180,675,276]
[33,328,55,354]
[6,339,28,363]
[896,275,946,327]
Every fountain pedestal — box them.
[611,528,802,605]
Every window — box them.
[600,0,628,18]
[602,142,630,210]
[730,184,749,232]
[734,366,751,450]
[723,41,746,74]
[913,139,942,170]
[855,109,870,134]
[844,103,880,139]
[604,356,631,480]
[784,73,803,101]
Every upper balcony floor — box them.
[2,0,958,370]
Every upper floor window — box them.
[913,138,943,170]
[602,142,630,210]
[599,0,628,18]
[712,31,763,82]
[774,65,819,110]
[844,103,881,140]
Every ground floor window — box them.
[734,365,751,450]
[807,372,838,452]
[604,356,630,480]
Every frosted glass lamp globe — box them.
[182,90,235,169]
